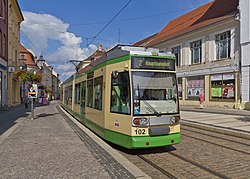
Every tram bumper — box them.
[128,132,181,149]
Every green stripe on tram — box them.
[61,104,180,149]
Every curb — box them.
[181,120,250,140]
[59,106,151,179]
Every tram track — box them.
[124,146,231,179]
[181,127,250,155]
[137,154,178,179]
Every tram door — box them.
[80,81,86,116]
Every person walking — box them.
[23,95,29,109]
[199,89,205,109]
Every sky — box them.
[18,0,211,81]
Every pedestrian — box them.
[23,95,29,109]
[199,89,205,109]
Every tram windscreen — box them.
[132,71,178,115]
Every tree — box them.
[18,71,42,83]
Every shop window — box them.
[172,46,181,67]
[87,79,93,107]
[94,76,103,110]
[186,76,205,100]
[216,31,231,60]
[177,77,182,99]
[190,40,202,64]
[210,73,235,100]
[111,71,130,114]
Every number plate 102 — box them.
[134,128,147,135]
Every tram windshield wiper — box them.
[141,99,161,117]
[137,84,161,117]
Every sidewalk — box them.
[180,105,250,139]
[0,101,149,178]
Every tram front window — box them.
[132,71,178,115]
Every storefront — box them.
[210,73,235,101]
[186,75,205,100]
[177,72,238,108]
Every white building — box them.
[239,0,250,109]
[135,0,245,109]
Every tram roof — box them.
[105,44,174,59]
[62,45,174,84]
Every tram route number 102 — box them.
[135,128,146,135]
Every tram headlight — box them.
[170,116,180,124]
[133,117,149,126]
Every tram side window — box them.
[111,71,130,114]
[94,76,103,110]
[87,79,93,107]
[75,83,81,104]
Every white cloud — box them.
[21,11,97,81]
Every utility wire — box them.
[87,0,133,46]
[20,30,41,54]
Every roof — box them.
[133,33,158,47]
[137,0,239,47]
[20,44,36,66]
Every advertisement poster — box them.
[212,87,222,97]
[223,86,235,98]
[178,84,182,98]
[187,79,204,97]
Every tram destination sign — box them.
[131,57,175,71]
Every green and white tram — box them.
[61,45,180,149]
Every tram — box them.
[61,45,180,149]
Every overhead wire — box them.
[87,0,133,46]
[20,30,41,54]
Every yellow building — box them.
[8,0,24,106]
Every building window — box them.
[0,0,2,17]
[3,34,6,57]
[177,78,182,99]
[0,30,2,56]
[0,71,2,106]
[210,73,235,101]
[186,76,205,100]
[87,79,93,107]
[94,76,103,110]
[172,46,181,67]
[190,40,202,64]
[111,71,130,114]
[216,31,231,59]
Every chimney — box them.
[98,43,103,51]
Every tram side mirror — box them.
[112,70,119,79]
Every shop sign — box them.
[223,73,235,80]
[211,74,222,81]
[8,67,15,73]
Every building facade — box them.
[0,0,8,109]
[19,44,42,101]
[8,0,23,106]
[135,0,244,109]
[239,0,250,109]
[52,70,59,100]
